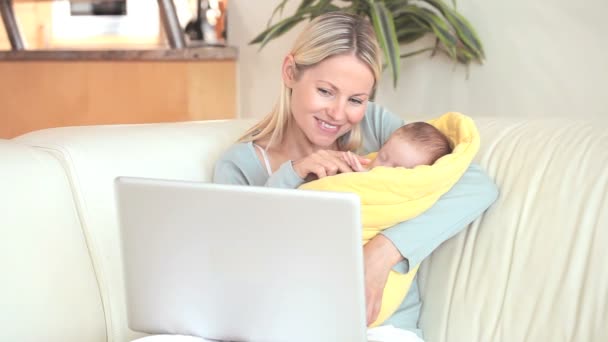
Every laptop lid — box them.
[115,177,367,342]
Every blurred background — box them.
[226,0,608,121]
[1,0,607,138]
[0,0,226,49]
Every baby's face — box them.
[369,137,430,169]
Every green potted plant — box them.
[250,0,485,87]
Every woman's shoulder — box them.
[360,102,404,139]
[363,102,400,124]
[216,141,255,164]
[213,141,262,184]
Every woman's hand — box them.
[342,151,369,172]
[292,150,370,180]
[363,234,404,326]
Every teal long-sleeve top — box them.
[212,102,499,338]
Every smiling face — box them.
[283,53,375,149]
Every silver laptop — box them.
[115,177,367,342]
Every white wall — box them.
[228,0,608,121]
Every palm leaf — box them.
[396,6,458,59]
[250,0,486,88]
[394,14,428,44]
[310,0,338,19]
[251,0,338,46]
[250,14,308,47]
[423,0,484,60]
[267,0,289,27]
[297,0,317,11]
[397,30,427,44]
[366,0,401,87]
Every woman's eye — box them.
[317,88,331,96]
[349,98,363,105]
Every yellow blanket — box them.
[298,112,480,327]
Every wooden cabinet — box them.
[0,49,237,138]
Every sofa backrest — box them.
[418,118,608,341]
[0,140,106,342]
[14,120,252,342]
[6,117,608,342]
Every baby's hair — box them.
[394,122,453,165]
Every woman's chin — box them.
[312,137,338,149]
[310,130,349,149]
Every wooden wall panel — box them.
[0,60,236,138]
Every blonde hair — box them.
[239,12,382,152]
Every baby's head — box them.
[369,122,452,169]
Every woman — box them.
[213,12,498,340]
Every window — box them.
[70,1,127,16]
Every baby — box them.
[300,118,473,328]
[345,122,453,171]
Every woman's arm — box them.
[361,102,499,323]
[364,102,499,270]
[213,158,249,185]
[363,164,498,324]
[381,163,499,272]
[213,144,367,188]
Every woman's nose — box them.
[328,100,346,122]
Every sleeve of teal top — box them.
[265,161,306,188]
[213,158,249,185]
[365,101,404,147]
[366,102,499,273]
[381,164,499,273]
[213,152,305,189]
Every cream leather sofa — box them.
[1,117,606,342]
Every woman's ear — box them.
[282,54,297,88]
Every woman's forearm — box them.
[381,163,499,272]
[265,161,305,188]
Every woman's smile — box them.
[315,117,341,134]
